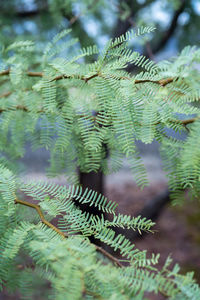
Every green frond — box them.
[105,214,155,233]
[1,27,200,299]
[111,26,156,48]
[5,40,34,52]
[43,29,72,62]
[0,169,199,299]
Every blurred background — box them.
[0,1,200,299]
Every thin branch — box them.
[178,118,197,125]
[15,197,124,268]
[95,245,123,267]
[0,104,197,128]
[15,198,66,238]
[134,77,174,86]
[0,91,12,99]
[26,71,43,77]
[0,68,174,87]
[0,69,43,77]
[14,197,175,299]
[0,70,197,126]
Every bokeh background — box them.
[0,1,200,299]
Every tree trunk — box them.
[79,170,104,195]
[78,169,104,245]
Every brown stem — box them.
[15,198,66,238]
[14,197,180,298]
[179,118,197,125]
[26,71,43,77]
[0,104,197,127]
[15,198,123,267]
[95,245,123,267]
[134,77,174,86]
[0,91,12,98]
[0,68,175,87]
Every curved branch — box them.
[15,198,66,238]
[15,198,123,267]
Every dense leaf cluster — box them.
[0,27,200,299]
[1,164,200,299]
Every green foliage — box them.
[0,165,200,299]
[0,27,200,194]
[1,27,200,299]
